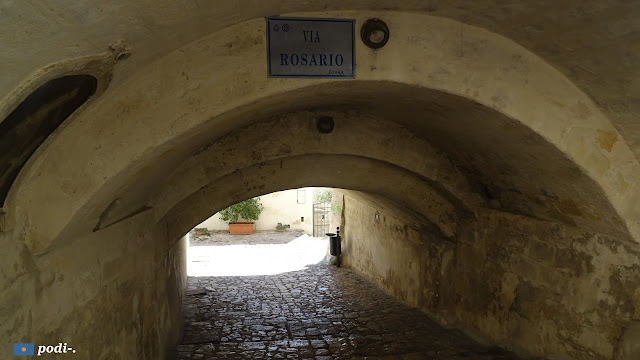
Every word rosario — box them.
[279,53,344,67]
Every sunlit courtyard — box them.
[187,231,329,276]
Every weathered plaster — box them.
[0,214,186,359]
[4,12,638,255]
[1,1,639,158]
[336,189,640,360]
[0,7,638,360]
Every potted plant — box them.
[219,197,264,235]
[276,223,290,232]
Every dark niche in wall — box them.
[0,75,98,206]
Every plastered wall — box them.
[196,188,315,234]
[335,189,640,360]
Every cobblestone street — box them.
[175,232,521,359]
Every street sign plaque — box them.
[267,17,355,78]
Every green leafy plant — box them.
[219,198,264,223]
[276,222,290,230]
[331,201,342,215]
[313,188,341,215]
[313,188,332,203]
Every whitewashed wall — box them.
[196,188,316,234]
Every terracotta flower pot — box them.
[228,222,255,235]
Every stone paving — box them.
[175,232,522,359]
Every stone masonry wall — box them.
[336,190,640,360]
[0,214,187,359]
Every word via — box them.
[302,30,320,43]
[37,343,76,356]
[279,53,345,67]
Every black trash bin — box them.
[327,227,341,256]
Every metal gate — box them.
[313,201,331,237]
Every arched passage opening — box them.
[158,106,638,360]
[1,11,639,360]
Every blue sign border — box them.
[266,17,355,78]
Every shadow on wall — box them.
[0,75,97,207]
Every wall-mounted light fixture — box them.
[361,19,389,49]
[317,116,335,134]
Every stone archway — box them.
[1,10,639,360]
[4,12,638,250]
